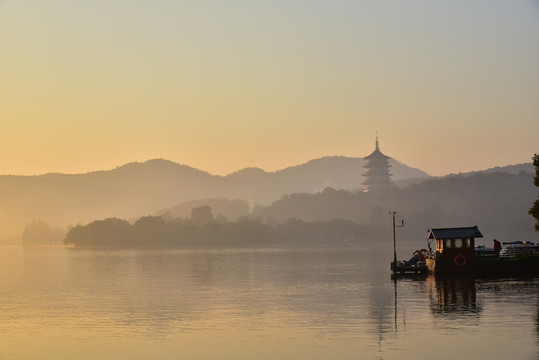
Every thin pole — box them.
[393,211,397,263]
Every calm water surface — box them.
[0,244,537,360]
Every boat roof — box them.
[427,226,483,240]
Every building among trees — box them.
[362,135,392,192]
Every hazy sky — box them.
[1,0,538,176]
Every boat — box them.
[425,226,539,276]
[498,241,539,258]
[391,249,429,275]
[392,226,539,277]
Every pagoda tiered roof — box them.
[364,148,391,160]
[362,135,392,191]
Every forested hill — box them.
[64,170,538,248]
[1,157,534,244]
[251,171,538,243]
[0,156,427,241]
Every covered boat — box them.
[425,226,539,276]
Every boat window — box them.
[466,238,472,248]
[455,238,463,248]
[445,239,452,248]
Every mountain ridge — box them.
[0,156,533,242]
[12,156,531,180]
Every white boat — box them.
[499,241,539,258]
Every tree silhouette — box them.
[190,205,214,225]
[528,154,539,231]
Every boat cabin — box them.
[427,226,483,272]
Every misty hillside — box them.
[157,166,538,245]
[0,156,534,243]
[447,163,534,177]
[0,160,221,238]
[67,170,539,250]
[252,171,538,245]
[0,156,428,241]
[222,156,430,202]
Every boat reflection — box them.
[427,276,482,317]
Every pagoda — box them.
[362,135,392,192]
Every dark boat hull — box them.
[427,256,539,277]
[474,256,539,276]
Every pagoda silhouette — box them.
[362,135,392,192]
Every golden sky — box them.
[1,1,538,176]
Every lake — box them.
[0,243,537,360]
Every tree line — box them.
[63,206,378,248]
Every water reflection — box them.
[0,246,538,360]
[61,247,382,342]
[537,305,539,343]
[427,277,481,318]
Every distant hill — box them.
[155,157,431,221]
[65,169,539,249]
[0,156,427,241]
[462,163,534,176]
[155,161,535,223]
[221,156,431,203]
[0,156,532,243]
[0,159,219,241]
[253,171,538,245]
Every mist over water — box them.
[0,243,537,360]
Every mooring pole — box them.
[390,211,404,273]
[392,211,397,264]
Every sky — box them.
[1,0,538,177]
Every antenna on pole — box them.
[389,211,405,272]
